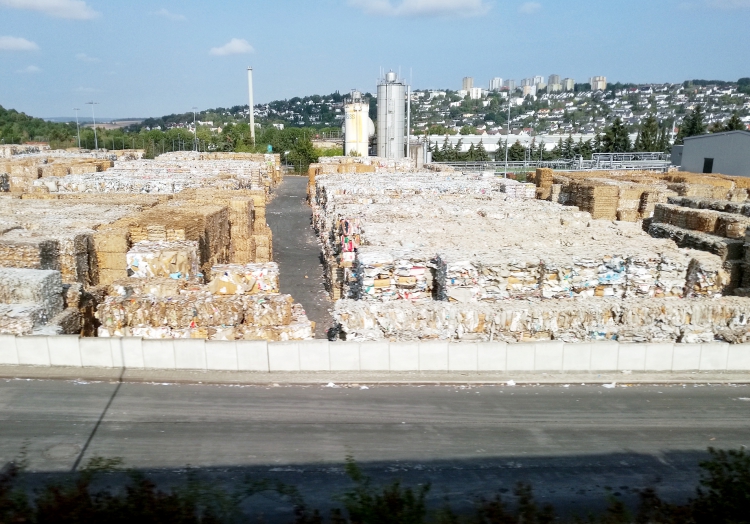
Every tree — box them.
[494,138,507,161]
[459,125,477,135]
[562,134,575,158]
[508,140,525,161]
[602,117,631,152]
[465,143,476,161]
[635,114,660,151]
[475,139,490,161]
[676,104,707,144]
[723,112,746,131]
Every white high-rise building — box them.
[589,76,607,90]
[563,78,575,91]
[469,87,484,100]
[489,77,503,91]
[533,76,544,86]
[462,77,474,90]
[548,74,561,86]
[504,79,516,91]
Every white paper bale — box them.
[126,241,199,279]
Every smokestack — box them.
[247,67,255,144]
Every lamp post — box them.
[73,108,81,148]
[192,107,198,151]
[86,101,99,150]
[504,97,511,178]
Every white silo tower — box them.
[344,90,375,157]
[377,71,406,159]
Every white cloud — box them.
[0,35,38,51]
[209,38,254,56]
[0,0,98,19]
[705,0,750,7]
[348,0,490,17]
[17,64,41,73]
[151,8,186,21]
[76,52,99,62]
[518,1,540,14]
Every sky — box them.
[0,0,749,119]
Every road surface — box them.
[1,380,748,518]
[266,175,333,338]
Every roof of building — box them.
[683,130,750,141]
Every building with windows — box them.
[504,79,516,91]
[548,74,561,85]
[489,77,503,91]
[462,77,474,90]
[563,78,575,91]
[590,76,607,90]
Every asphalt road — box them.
[266,175,333,339]
[2,380,750,518]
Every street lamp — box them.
[73,108,81,148]
[504,97,511,178]
[192,107,198,151]
[86,101,99,150]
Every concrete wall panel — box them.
[478,342,506,371]
[507,344,535,371]
[237,341,269,372]
[268,342,300,371]
[534,341,564,371]
[299,340,330,371]
[618,344,647,371]
[389,342,419,371]
[80,338,114,368]
[205,341,238,371]
[142,340,176,369]
[359,342,389,371]
[700,342,729,371]
[174,339,206,370]
[16,337,50,366]
[590,342,619,370]
[644,343,675,372]
[419,342,448,371]
[118,338,144,368]
[449,344,478,372]
[47,335,81,367]
[330,342,360,371]
[0,335,19,365]
[727,344,750,371]
[563,343,592,371]
[672,344,701,371]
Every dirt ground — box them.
[266,176,333,338]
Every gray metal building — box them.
[680,130,750,176]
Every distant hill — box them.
[0,104,75,144]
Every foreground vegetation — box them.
[1,448,749,523]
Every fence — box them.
[1,336,749,373]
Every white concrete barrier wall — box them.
[0,335,749,372]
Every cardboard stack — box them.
[0,268,76,335]
[93,227,131,286]
[207,263,280,295]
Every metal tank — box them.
[377,71,406,159]
[344,90,375,157]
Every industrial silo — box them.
[344,90,375,157]
[377,71,406,159]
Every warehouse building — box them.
[680,130,750,177]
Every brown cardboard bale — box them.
[98,268,128,286]
[127,241,199,279]
[93,228,131,253]
[208,262,279,295]
[617,209,640,222]
[0,238,60,270]
[97,252,128,270]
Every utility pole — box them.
[504,97,511,178]
[247,67,256,145]
[86,101,99,150]
[73,108,81,148]
[192,107,198,151]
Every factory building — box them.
[678,130,750,177]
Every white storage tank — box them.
[377,71,406,159]
[344,91,375,157]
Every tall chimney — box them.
[247,67,255,144]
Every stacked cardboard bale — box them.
[93,226,131,286]
[568,180,620,220]
[96,261,313,341]
[0,268,76,335]
[333,296,750,343]
[126,241,199,279]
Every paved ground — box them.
[1,380,749,518]
[266,175,333,338]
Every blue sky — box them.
[0,0,748,119]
